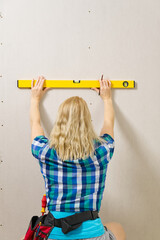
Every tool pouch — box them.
[24,213,54,240]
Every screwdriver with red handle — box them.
[41,194,47,216]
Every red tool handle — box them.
[41,194,47,216]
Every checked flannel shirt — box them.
[31,133,115,212]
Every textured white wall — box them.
[0,0,160,239]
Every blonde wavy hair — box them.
[49,96,107,161]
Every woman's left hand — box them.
[31,75,50,101]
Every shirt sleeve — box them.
[31,135,49,161]
[94,133,115,163]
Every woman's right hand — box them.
[91,74,112,101]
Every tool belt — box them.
[24,210,99,240]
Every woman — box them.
[26,75,126,240]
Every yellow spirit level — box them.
[17,80,135,89]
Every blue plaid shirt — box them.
[31,133,115,213]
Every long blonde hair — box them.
[49,96,107,161]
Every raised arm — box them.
[30,97,45,144]
[100,98,115,139]
[91,74,115,139]
[30,76,50,144]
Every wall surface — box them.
[0,1,160,239]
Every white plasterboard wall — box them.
[0,0,160,239]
